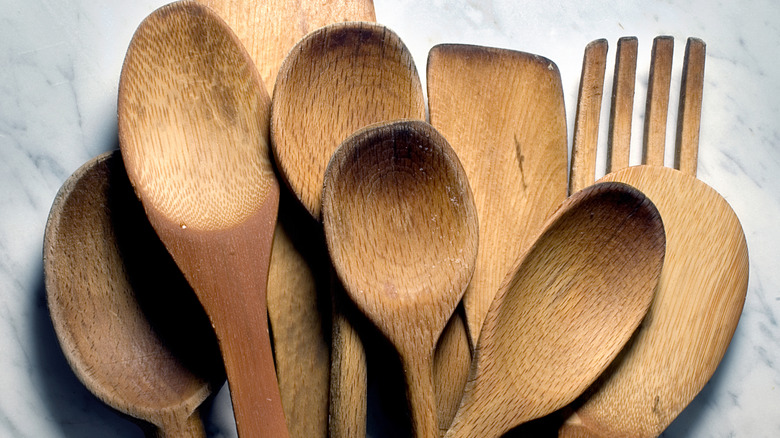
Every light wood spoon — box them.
[445,182,665,438]
[271,21,425,437]
[117,2,286,437]
[323,120,479,438]
[44,151,224,437]
[426,43,569,431]
[196,2,376,436]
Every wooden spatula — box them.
[427,43,568,431]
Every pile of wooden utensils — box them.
[43,1,748,437]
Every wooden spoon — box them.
[426,43,569,430]
[197,2,376,436]
[44,151,224,437]
[271,21,425,437]
[117,2,286,437]
[322,120,479,438]
[559,166,749,437]
[445,182,665,438]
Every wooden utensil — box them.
[560,37,749,437]
[117,2,287,436]
[426,43,569,430]
[445,182,665,438]
[322,120,479,438]
[198,0,375,96]
[270,21,425,437]
[197,2,376,436]
[44,151,224,437]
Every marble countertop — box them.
[2,0,778,436]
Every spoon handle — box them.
[146,197,289,438]
[403,351,438,438]
[149,410,206,438]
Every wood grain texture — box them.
[197,0,375,96]
[323,121,479,438]
[446,182,665,438]
[270,21,425,437]
[196,3,376,437]
[560,166,748,437]
[570,39,608,194]
[44,151,224,437]
[426,43,568,431]
[642,36,674,167]
[117,2,286,437]
[606,37,638,174]
[675,38,706,176]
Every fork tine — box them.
[569,39,608,195]
[642,36,674,167]
[606,37,639,174]
[675,38,706,176]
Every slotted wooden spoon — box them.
[560,37,749,437]
[117,2,286,436]
[196,2,376,436]
[426,43,568,431]
[271,21,425,437]
[323,120,479,438]
[44,151,224,437]
[445,182,665,438]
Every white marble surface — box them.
[2,0,778,436]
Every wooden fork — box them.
[569,35,705,190]
[558,37,749,437]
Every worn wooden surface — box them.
[117,2,287,436]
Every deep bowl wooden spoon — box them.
[322,120,479,438]
[117,2,286,436]
[445,182,666,438]
[44,151,224,437]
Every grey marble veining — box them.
[2,0,778,436]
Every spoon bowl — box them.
[323,120,478,438]
[446,182,666,438]
[44,151,224,437]
[117,2,286,436]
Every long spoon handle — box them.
[404,352,438,438]
[149,198,289,438]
